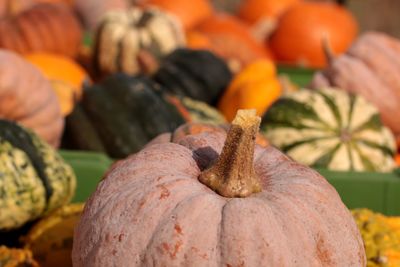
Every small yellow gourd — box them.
[217,59,282,121]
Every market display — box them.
[0,0,400,266]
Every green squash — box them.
[0,120,76,231]
[154,48,232,105]
[261,87,396,172]
[179,96,226,125]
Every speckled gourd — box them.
[0,120,76,231]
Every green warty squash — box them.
[0,120,76,230]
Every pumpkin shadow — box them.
[192,146,219,171]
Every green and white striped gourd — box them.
[94,6,185,75]
[261,87,396,172]
[0,120,76,230]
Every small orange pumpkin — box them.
[269,1,358,68]
[218,59,281,121]
[140,0,214,30]
[191,13,272,72]
[25,53,91,116]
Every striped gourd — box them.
[94,7,185,75]
[261,87,396,172]
[0,120,76,230]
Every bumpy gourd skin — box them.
[352,209,400,267]
[0,120,76,230]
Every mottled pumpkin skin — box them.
[73,130,365,266]
[0,50,64,147]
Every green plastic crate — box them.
[60,150,400,216]
[277,65,317,87]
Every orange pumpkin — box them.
[269,1,358,68]
[218,59,281,120]
[25,53,90,116]
[0,3,82,58]
[237,0,301,25]
[140,0,213,30]
[0,0,73,16]
[191,13,272,72]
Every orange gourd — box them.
[0,3,83,58]
[237,0,301,25]
[25,53,90,116]
[191,13,272,72]
[270,1,358,68]
[140,0,213,30]
[218,60,281,121]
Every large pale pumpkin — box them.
[311,31,400,140]
[0,50,64,147]
[0,119,76,231]
[72,109,365,266]
[261,87,396,172]
[0,3,82,58]
[94,7,185,76]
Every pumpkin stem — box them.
[199,109,262,198]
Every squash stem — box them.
[199,109,262,198]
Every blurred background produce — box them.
[1,0,400,266]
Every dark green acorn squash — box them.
[63,74,227,158]
[153,48,233,105]
[0,120,76,231]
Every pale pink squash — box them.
[0,50,63,147]
[72,110,365,266]
[311,32,400,139]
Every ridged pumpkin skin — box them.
[0,120,76,231]
[270,1,357,68]
[25,53,90,116]
[0,3,82,58]
[154,48,232,105]
[262,87,396,172]
[94,7,185,76]
[0,50,64,147]
[311,32,400,139]
[218,59,282,121]
[72,115,365,266]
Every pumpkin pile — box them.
[2,1,400,266]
